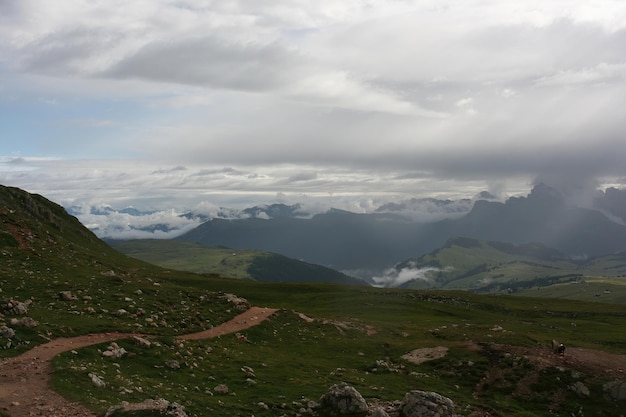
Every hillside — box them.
[111,239,366,285]
[3,185,626,417]
[0,184,242,354]
[391,237,626,301]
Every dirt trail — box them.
[0,306,278,417]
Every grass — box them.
[110,240,260,279]
[47,280,626,416]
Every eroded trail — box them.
[0,306,278,417]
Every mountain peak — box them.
[528,183,565,205]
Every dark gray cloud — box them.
[106,37,299,91]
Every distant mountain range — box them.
[176,184,626,279]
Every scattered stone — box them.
[89,373,106,388]
[569,381,590,397]
[133,335,152,349]
[214,384,229,395]
[166,360,181,370]
[221,293,250,310]
[399,390,456,417]
[104,398,187,417]
[9,317,38,327]
[116,309,128,316]
[241,365,256,378]
[102,342,127,359]
[59,291,76,301]
[318,382,369,415]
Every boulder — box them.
[318,382,369,415]
[604,380,626,402]
[399,390,456,417]
[0,325,15,339]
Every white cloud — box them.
[372,262,453,288]
[2,0,626,222]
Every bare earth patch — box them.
[0,306,278,417]
[401,346,449,364]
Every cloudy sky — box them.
[1,0,626,224]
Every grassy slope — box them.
[402,238,626,299]
[3,185,626,417]
[50,279,626,417]
[111,240,258,279]
[111,239,365,285]
[0,185,239,356]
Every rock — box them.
[241,365,256,378]
[133,336,152,349]
[318,382,369,415]
[3,298,30,315]
[221,293,250,310]
[0,325,15,339]
[214,384,229,395]
[9,317,38,327]
[103,342,127,359]
[116,309,128,316]
[59,291,76,301]
[369,407,391,417]
[569,381,590,397]
[399,390,456,417]
[89,373,106,388]
[104,398,187,417]
[166,360,181,370]
[604,380,626,402]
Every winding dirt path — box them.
[0,306,278,417]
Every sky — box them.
[1,0,626,237]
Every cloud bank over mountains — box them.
[1,1,625,228]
